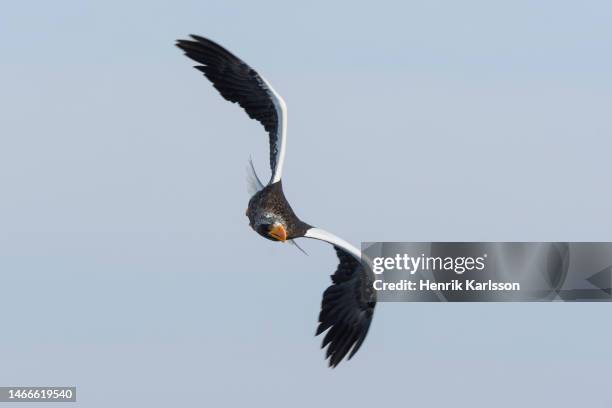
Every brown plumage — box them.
[246,181,311,241]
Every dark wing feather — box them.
[176,35,284,179]
[316,246,376,367]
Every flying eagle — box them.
[176,35,376,367]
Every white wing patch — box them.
[260,76,287,184]
[304,228,362,260]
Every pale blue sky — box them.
[1,1,611,407]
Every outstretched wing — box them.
[176,35,287,183]
[305,228,376,367]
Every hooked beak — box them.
[268,224,287,242]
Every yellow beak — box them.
[268,224,287,242]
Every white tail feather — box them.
[289,239,308,255]
[246,156,265,196]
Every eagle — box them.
[176,35,376,367]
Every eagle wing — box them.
[305,228,376,367]
[176,35,287,183]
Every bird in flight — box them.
[176,35,376,367]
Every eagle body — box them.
[247,181,310,241]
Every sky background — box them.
[1,0,611,407]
